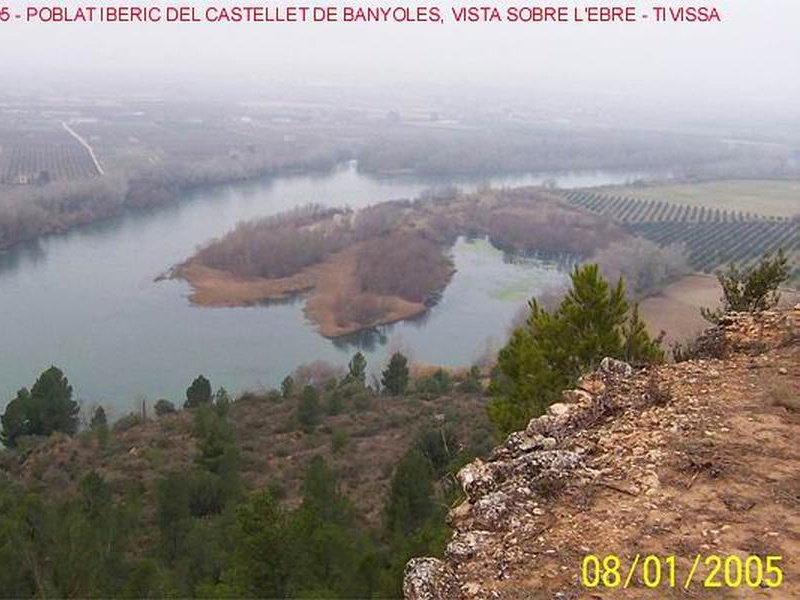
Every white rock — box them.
[547,403,571,417]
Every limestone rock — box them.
[472,491,511,530]
[458,459,495,502]
[600,357,633,378]
[492,431,555,460]
[561,388,593,404]
[525,414,555,437]
[578,373,607,395]
[403,558,461,600]
[447,499,472,527]
[446,531,492,562]
[507,449,583,483]
[547,402,571,417]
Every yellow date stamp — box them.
[580,554,784,590]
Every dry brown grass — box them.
[176,260,314,306]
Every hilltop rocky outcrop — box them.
[405,307,800,599]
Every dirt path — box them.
[61,121,104,176]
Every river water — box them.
[0,165,652,413]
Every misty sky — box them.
[2,0,799,110]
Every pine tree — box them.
[0,389,30,447]
[297,386,320,433]
[1,366,79,446]
[185,375,212,408]
[623,303,665,364]
[381,353,409,396]
[347,352,367,386]
[214,387,231,417]
[90,406,107,429]
[280,375,295,399]
[489,264,662,435]
[383,449,435,540]
[225,489,290,597]
[290,457,372,597]
[31,366,78,436]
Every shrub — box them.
[327,390,344,416]
[415,369,453,396]
[187,471,226,518]
[154,399,177,417]
[352,391,373,412]
[382,353,410,396]
[293,361,345,389]
[702,249,790,322]
[644,374,672,407]
[457,366,483,393]
[185,375,212,408]
[331,430,349,455]
[281,376,295,399]
[769,382,799,412]
[90,406,107,428]
[297,386,321,433]
[414,427,458,476]
[112,413,143,433]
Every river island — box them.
[167,188,624,337]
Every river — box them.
[0,164,654,414]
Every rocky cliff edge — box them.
[405,307,800,599]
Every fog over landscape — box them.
[2,0,800,113]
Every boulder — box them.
[471,491,511,531]
[492,431,556,460]
[403,558,461,600]
[547,402,571,417]
[446,531,492,562]
[562,388,593,404]
[600,357,633,378]
[458,459,496,502]
[578,373,607,395]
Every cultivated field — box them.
[602,179,800,218]
[0,126,100,184]
[562,188,800,281]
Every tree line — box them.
[0,349,478,598]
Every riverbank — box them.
[0,159,341,252]
[639,273,800,345]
